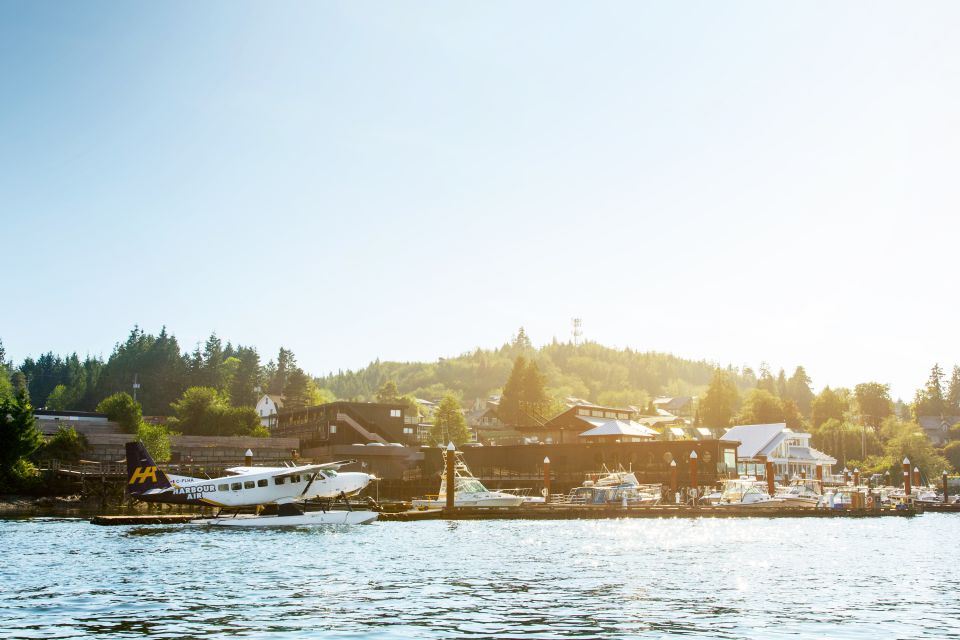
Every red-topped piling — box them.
[944,471,950,504]
[765,460,775,496]
[853,468,860,487]
[903,457,911,498]
[670,459,677,494]
[913,467,921,489]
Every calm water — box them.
[1,514,958,639]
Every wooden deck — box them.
[380,503,920,521]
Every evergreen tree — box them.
[776,369,788,398]
[498,356,528,425]
[512,327,533,352]
[914,363,946,418]
[786,366,815,416]
[947,365,960,415]
[519,360,549,413]
[699,369,739,428]
[283,368,310,410]
[756,362,777,395]
[268,348,296,395]
[429,394,471,446]
[0,391,43,486]
[229,347,261,407]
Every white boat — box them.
[566,466,662,506]
[774,478,823,508]
[195,509,378,527]
[715,478,785,508]
[411,451,524,509]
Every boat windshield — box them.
[456,478,488,493]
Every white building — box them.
[255,394,285,428]
[722,422,836,481]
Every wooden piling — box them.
[816,465,823,483]
[944,470,950,504]
[853,468,860,487]
[689,451,698,505]
[913,467,921,489]
[543,457,551,504]
[903,457,911,498]
[670,459,677,495]
[765,460,775,496]
[445,442,456,512]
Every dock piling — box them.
[689,451,698,505]
[903,457,911,499]
[445,442,456,512]
[543,457,551,504]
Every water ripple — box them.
[1,516,959,638]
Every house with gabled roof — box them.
[722,422,836,482]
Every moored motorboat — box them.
[774,478,823,508]
[566,466,662,506]
[715,478,785,508]
[411,451,524,509]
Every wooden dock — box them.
[380,504,920,522]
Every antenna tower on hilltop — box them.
[572,318,582,346]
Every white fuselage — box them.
[164,466,371,508]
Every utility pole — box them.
[132,373,140,404]
[572,318,582,346]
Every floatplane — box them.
[124,442,378,526]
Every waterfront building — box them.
[510,403,658,445]
[652,396,695,417]
[722,422,836,481]
[918,415,960,446]
[273,401,413,453]
[255,394,285,428]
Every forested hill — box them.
[1,328,757,414]
[317,334,754,407]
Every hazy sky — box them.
[2,1,958,400]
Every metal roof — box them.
[578,418,658,438]
[722,423,787,459]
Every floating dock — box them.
[379,504,920,521]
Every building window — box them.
[390,409,401,417]
[403,427,414,434]
[330,425,337,434]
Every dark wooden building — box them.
[273,401,414,454]
[359,439,740,500]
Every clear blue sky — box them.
[2,1,958,400]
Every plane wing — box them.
[223,460,357,476]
